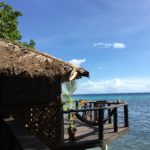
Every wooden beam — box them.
[124,105,129,127]
[98,109,104,140]
[113,108,118,132]
[63,103,128,114]
[108,103,112,124]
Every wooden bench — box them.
[2,118,49,150]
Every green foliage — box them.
[28,39,36,48]
[62,80,77,109]
[62,80,77,99]
[0,2,22,41]
[62,80,77,131]
[0,2,36,48]
[20,39,36,49]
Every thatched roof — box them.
[0,39,89,82]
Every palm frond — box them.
[62,80,77,97]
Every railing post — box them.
[124,105,129,127]
[76,101,78,110]
[113,108,118,132]
[108,103,112,124]
[84,103,87,119]
[98,109,104,140]
[94,103,97,121]
[90,102,92,121]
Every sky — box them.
[4,0,150,94]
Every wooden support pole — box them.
[124,105,129,127]
[76,101,78,110]
[58,77,64,145]
[94,103,97,121]
[113,108,118,132]
[98,109,104,140]
[90,102,92,121]
[108,103,112,124]
[0,76,2,113]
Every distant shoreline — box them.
[74,92,150,96]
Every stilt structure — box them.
[0,39,129,150]
[0,39,89,150]
[57,101,129,150]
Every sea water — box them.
[73,93,150,150]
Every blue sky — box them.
[4,0,150,93]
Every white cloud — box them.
[75,78,150,94]
[93,42,126,49]
[93,42,112,48]
[113,43,126,48]
[69,59,86,67]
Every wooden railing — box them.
[63,100,129,141]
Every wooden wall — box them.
[0,76,61,106]
[0,75,63,149]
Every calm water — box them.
[73,93,150,150]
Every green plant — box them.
[67,112,77,132]
[0,2,22,41]
[62,80,77,133]
[62,80,77,111]
[0,2,36,48]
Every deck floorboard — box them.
[60,118,128,149]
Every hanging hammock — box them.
[75,108,115,126]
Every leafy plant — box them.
[0,2,36,48]
[62,80,77,110]
[62,80,77,132]
[20,39,36,49]
[0,2,22,41]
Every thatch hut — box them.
[0,39,89,149]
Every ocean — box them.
[73,93,150,150]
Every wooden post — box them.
[76,101,78,110]
[98,109,104,140]
[90,102,92,121]
[108,103,112,124]
[124,105,129,127]
[84,103,87,119]
[58,78,64,145]
[0,76,4,121]
[94,103,97,121]
[0,76,2,112]
[113,108,118,132]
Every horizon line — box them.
[73,92,150,95]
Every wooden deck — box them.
[3,118,128,150]
[56,118,128,150]
[57,101,129,150]
[65,121,128,143]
